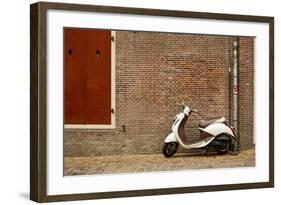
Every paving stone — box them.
[64,148,255,175]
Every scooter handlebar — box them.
[190,109,202,117]
[176,103,200,115]
[191,109,199,114]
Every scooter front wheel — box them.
[162,142,179,158]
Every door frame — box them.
[64,31,116,129]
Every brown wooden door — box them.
[64,28,111,125]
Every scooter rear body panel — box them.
[198,123,235,137]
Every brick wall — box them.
[238,37,255,149]
[64,31,254,157]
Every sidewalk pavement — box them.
[64,148,255,176]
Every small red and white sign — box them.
[233,85,239,95]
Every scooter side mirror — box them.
[177,102,186,106]
[177,102,186,110]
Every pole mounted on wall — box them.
[232,37,240,152]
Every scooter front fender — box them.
[198,123,235,137]
[164,132,177,143]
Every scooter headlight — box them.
[183,106,191,115]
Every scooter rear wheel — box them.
[215,140,230,155]
[163,142,179,158]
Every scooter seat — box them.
[198,117,226,128]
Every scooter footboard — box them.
[164,132,177,143]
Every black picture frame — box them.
[30,1,274,202]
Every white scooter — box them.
[163,103,239,157]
